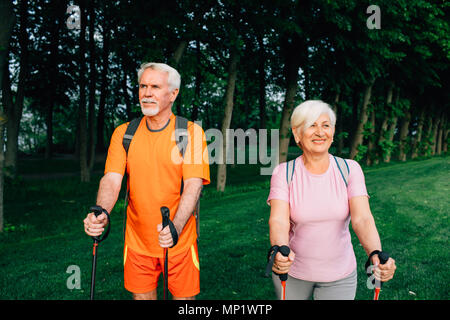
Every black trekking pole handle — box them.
[365,250,390,286]
[265,245,291,278]
[161,206,170,229]
[378,251,389,265]
[89,206,111,243]
[278,245,290,281]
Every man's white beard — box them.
[140,101,159,116]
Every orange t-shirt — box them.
[105,113,210,257]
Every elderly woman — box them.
[267,100,396,300]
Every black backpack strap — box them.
[121,117,142,242]
[123,117,143,154]
[175,116,189,158]
[176,116,189,194]
[174,116,203,242]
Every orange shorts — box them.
[123,242,200,298]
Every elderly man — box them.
[83,62,210,300]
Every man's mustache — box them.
[141,98,157,104]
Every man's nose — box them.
[143,86,153,97]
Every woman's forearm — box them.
[269,217,290,246]
[352,215,382,256]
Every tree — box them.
[3,0,29,177]
[215,0,242,192]
[0,0,16,233]
[78,0,89,182]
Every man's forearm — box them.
[96,174,122,214]
[172,179,203,236]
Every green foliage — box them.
[2,0,447,173]
[354,144,368,162]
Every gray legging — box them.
[272,269,357,300]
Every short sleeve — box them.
[104,123,128,176]
[346,160,369,200]
[267,162,289,206]
[182,122,210,185]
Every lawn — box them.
[0,155,448,300]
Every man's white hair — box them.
[137,62,181,91]
[290,100,336,132]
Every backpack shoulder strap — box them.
[333,156,350,187]
[175,116,202,241]
[121,116,142,242]
[122,117,143,154]
[175,116,189,158]
[286,158,296,186]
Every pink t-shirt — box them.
[267,154,369,282]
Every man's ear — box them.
[170,88,179,102]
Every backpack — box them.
[286,155,350,186]
[121,115,202,242]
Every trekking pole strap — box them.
[167,219,178,248]
[161,206,179,248]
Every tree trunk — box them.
[430,115,441,156]
[172,40,187,66]
[376,82,394,164]
[44,1,64,159]
[336,91,345,156]
[257,36,267,130]
[397,110,411,161]
[0,0,16,233]
[96,16,110,153]
[411,107,425,159]
[332,91,340,155]
[0,115,5,233]
[443,125,449,153]
[216,47,239,192]
[436,117,444,156]
[366,108,376,166]
[122,70,132,121]
[349,79,375,160]
[87,0,97,174]
[0,0,15,89]
[422,114,434,156]
[79,2,89,182]
[278,41,301,163]
[191,39,201,121]
[4,0,29,177]
[45,104,53,158]
[384,115,398,163]
[384,90,399,163]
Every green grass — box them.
[0,155,448,300]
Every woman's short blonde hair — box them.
[290,100,336,132]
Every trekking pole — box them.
[89,206,110,301]
[278,246,290,300]
[373,251,389,300]
[265,245,290,300]
[160,206,170,300]
[365,250,389,301]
